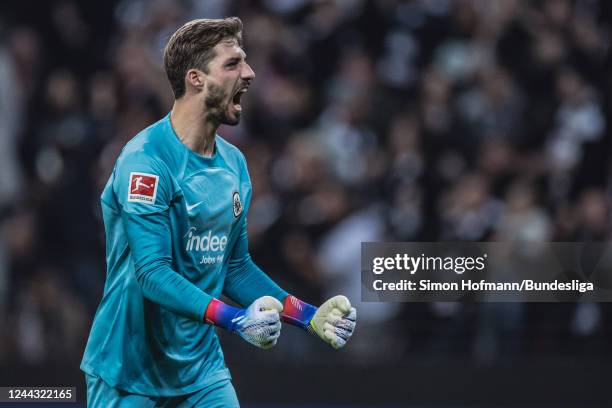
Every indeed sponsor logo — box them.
[185,227,228,252]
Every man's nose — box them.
[242,63,255,81]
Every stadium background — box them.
[0,0,611,406]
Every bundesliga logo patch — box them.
[128,172,159,204]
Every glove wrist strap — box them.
[281,295,317,331]
[205,298,242,332]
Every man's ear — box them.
[185,69,205,92]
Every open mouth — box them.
[232,87,248,112]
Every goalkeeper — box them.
[81,17,356,408]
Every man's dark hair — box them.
[163,17,243,99]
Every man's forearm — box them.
[224,253,288,307]
[135,259,213,322]
[121,210,213,321]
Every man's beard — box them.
[205,81,240,126]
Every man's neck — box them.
[170,98,218,157]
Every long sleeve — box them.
[223,217,288,306]
[121,210,213,321]
[112,149,214,322]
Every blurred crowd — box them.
[1,0,612,370]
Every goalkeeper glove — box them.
[282,295,356,349]
[205,296,283,349]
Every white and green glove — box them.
[282,294,357,349]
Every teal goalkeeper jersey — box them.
[81,113,287,396]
